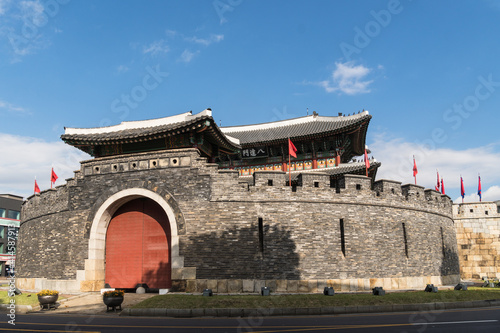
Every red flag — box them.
[364,149,370,169]
[441,178,445,195]
[34,180,40,194]
[364,149,370,177]
[460,177,465,202]
[288,138,297,158]
[478,175,482,202]
[412,157,418,177]
[51,168,58,187]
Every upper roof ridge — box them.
[64,109,212,135]
[221,110,370,134]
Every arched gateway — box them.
[85,188,182,291]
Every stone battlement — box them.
[211,170,453,218]
[22,185,70,222]
[22,148,453,223]
[453,202,500,219]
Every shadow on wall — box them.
[185,224,301,280]
[440,248,460,277]
[142,261,172,290]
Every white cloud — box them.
[185,34,224,46]
[370,133,500,200]
[321,62,374,95]
[19,0,46,27]
[0,133,90,199]
[0,99,29,114]
[456,185,500,203]
[179,49,199,63]
[305,62,376,95]
[0,0,60,59]
[143,39,170,56]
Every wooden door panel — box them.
[105,198,171,289]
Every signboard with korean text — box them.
[241,146,268,159]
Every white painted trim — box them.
[224,134,240,145]
[65,109,212,135]
[221,111,370,134]
[86,188,183,285]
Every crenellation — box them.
[373,179,402,198]
[21,184,70,222]
[253,170,287,187]
[296,172,329,188]
[342,174,372,192]
[402,184,425,202]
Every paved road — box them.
[2,306,499,332]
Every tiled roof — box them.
[319,161,381,177]
[221,111,371,145]
[237,161,381,180]
[61,110,241,153]
[62,115,212,143]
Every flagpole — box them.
[461,175,464,203]
[413,155,417,185]
[288,138,291,187]
[478,173,482,202]
[289,146,291,187]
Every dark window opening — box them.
[268,179,273,186]
[7,210,20,220]
[440,227,446,257]
[292,184,297,192]
[402,223,409,258]
[314,181,319,188]
[485,211,489,215]
[356,184,362,190]
[258,218,264,254]
[470,209,474,213]
[340,219,346,257]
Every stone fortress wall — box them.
[453,202,500,280]
[17,148,460,293]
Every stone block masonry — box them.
[453,202,500,279]
[17,148,460,293]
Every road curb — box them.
[0,304,33,314]
[120,299,500,317]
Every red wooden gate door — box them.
[105,198,171,289]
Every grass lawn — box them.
[0,291,65,306]
[132,287,500,309]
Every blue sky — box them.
[1,0,500,202]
